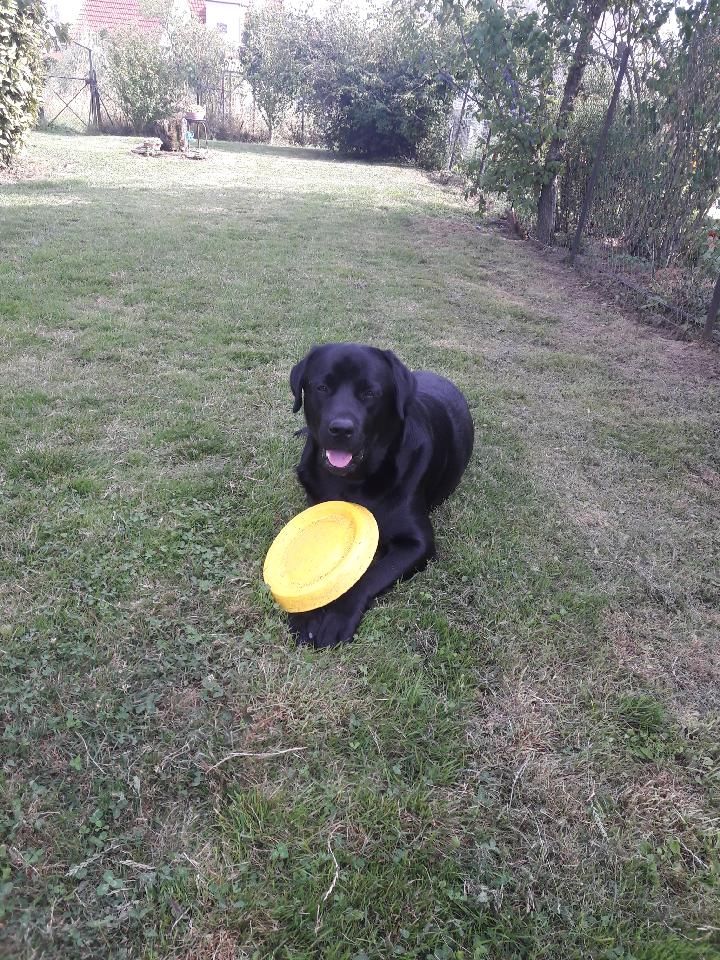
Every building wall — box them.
[205,1,244,46]
[47,0,84,23]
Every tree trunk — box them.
[702,272,720,342]
[569,43,630,264]
[151,117,186,152]
[535,0,608,244]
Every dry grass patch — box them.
[607,608,720,717]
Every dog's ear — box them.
[289,356,307,413]
[382,350,417,420]
[291,348,320,413]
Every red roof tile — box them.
[77,0,162,34]
[188,0,206,21]
[77,0,206,35]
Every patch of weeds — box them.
[624,828,720,918]
[217,782,493,958]
[504,303,558,327]
[0,389,51,415]
[222,346,280,367]
[613,693,684,763]
[596,936,720,960]
[6,448,78,484]
[626,940,720,960]
[598,418,708,472]
[65,475,102,497]
[524,350,603,373]
[153,420,232,463]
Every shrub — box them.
[307,9,452,164]
[103,19,230,134]
[104,27,183,132]
[239,4,304,144]
[0,0,51,167]
[170,17,228,115]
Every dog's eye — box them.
[315,383,330,394]
[361,388,378,400]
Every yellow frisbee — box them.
[263,501,379,613]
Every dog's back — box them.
[413,371,474,511]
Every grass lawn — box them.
[1,132,719,960]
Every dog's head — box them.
[290,343,416,477]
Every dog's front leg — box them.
[292,516,435,649]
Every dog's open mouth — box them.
[323,449,364,474]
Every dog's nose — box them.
[328,417,355,439]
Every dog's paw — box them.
[287,599,364,650]
[310,596,365,649]
[287,612,317,647]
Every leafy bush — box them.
[104,20,229,134]
[306,9,452,164]
[558,22,720,274]
[236,4,452,162]
[104,27,183,132]
[169,17,228,114]
[239,4,304,144]
[0,0,51,167]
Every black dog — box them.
[288,343,474,648]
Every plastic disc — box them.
[263,501,379,613]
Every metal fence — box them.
[41,45,274,143]
[42,41,103,131]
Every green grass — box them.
[1,133,719,960]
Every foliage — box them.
[446,0,560,211]
[236,2,453,161]
[0,0,55,167]
[635,6,720,264]
[431,0,673,230]
[702,228,720,276]
[304,5,453,163]
[171,17,229,107]
[558,8,720,279]
[104,19,230,133]
[239,3,305,143]
[104,26,183,132]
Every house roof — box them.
[76,0,207,35]
[77,0,163,34]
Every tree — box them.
[171,16,229,108]
[639,1,720,262]
[535,0,609,243]
[433,0,564,217]
[239,4,304,143]
[104,18,229,133]
[703,271,720,341]
[0,0,54,167]
[430,0,672,238]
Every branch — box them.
[204,747,307,771]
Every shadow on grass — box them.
[211,139,339,163]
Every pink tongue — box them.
[326,449,353,469]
